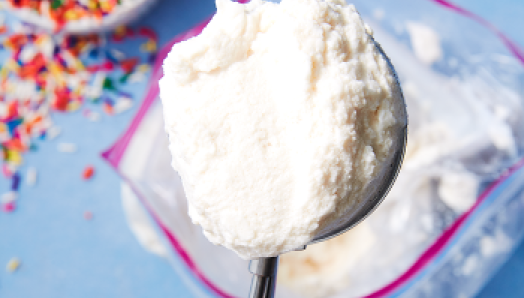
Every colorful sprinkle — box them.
[0,12,157,212]
[110,49,125,60]
[26,167,37,186]
[1,191,17,204]
[84,110,101,122]
[11,172,21,190]
[140,39,157,53]
[82,165,95,180]
[120,57,138,73]
[6,150,22,166]
[84,210,93,220]
[2,164,14,178]
[6,258,20,273]
[137,27,157,42]
[46,126,62,140]
[102,102,114,115]
[7,0,125,32]
[2,200,16,212]
[128,71,146,83]
[113,97,133,114]
[102,77,117,91]
[0,15,7,35]
[137,64,150,73]
[57,142,78,153]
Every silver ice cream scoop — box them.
[247,44,408,298]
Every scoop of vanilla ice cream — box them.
[160,0,406,259]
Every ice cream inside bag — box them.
[103,0,524,297]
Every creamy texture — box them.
[160,0,405,259]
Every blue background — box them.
[0,0,522,297]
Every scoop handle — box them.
[248,257,279,298]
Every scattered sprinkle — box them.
[6,258,20,273]
[82,165,95,180]
[120,57,139,73]
[2,164,14,178]
[47,126,62,140]
[128,71,146,83]
[26,167,37,186]
[7,0,126,32]
[140,39,157,53]
[113,97,133,114]
[137,64,150,73]
[11,172,21,190]
[83,109,101,122]
[57,142,78,153]
[84,211,93,220]
[103,77,117,91]
[102,102,114,115]
[0,12,157,211]
[2,200,16,212]
[1,191,17,204]
[110,49,126,60]
[88,112,101,122]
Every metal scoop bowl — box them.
[248,45,408,298]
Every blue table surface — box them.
[0,1,522,298]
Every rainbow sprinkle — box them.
[6,257,21,273]
[0,12,158,213]
[82,165,94,179]
[84,210,93,220]
[7,0,125,31]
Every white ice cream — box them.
[160,0,406,259]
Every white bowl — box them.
[6,0,158,34]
